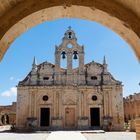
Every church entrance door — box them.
[90,108,100,127]
[40,108,50,127]
[65,108,75,128]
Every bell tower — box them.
[55,27,84,74]
[54,27,85,85]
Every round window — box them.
[42,95,48,101]
[67,44,73,49]
[92,95,97,101]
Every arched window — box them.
[60,51,67,68]
[67,32,72,40]
[72,50,79,69]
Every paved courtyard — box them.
[0,133,49,140]
[0,126,136,140]
[83,132,136,140]
[0,131,136,140]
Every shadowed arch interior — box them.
[0,0,140,61]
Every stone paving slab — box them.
[46,131,87,140]
[83,132,136,140]
[0,130,136,140]
[0,133,49,140]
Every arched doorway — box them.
[0,1,140,62]
[1,113,9,125]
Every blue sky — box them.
[0,18,140,105]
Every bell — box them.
[61,51,66,59]
[73,51,78,60]
[68,32,72,39]
[73,54,78,60]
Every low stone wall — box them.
[136,118,140,140]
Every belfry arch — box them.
[0,0,140,61]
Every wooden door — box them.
[65,108,75,128]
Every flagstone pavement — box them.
[0,125,136,140]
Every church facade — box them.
[16,27,124,130]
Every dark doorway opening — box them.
[90,108,100,126]
[1,114,9,124]
[6,114,9,124]
[40,108,50,127]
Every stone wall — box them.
[0,102,16,125]
[136,118,140,140]
[16,85,124,130]
[124,93,140,122]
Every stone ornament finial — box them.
[68,26,72,30]
[103,56,107,65]
[103,56,108,73]
[32,56,37,66]
[32,56,37,72]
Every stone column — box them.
[83,93,87,116]
[55,52,61,84]
[34,92,37,117]
[67,52,72,85]
[67,52,72,74]
[55,52,60,72]
[59,92,62,118]
[79,53,84,74]
[105,92,109,116]
[29,92,32,117]
[53,92,56,117]
[81,92,84,117]
[29,90,36,117]
[103,93,107,116]
[31,93,35,117]
[109,92,112,116]
[56,92,59,117]
[77,91,81,118]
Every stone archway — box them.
[0,0,140,61]
[0,112,9,125]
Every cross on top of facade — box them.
[68,26,72,30]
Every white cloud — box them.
[10,77,14,80]
[1,87,17,97]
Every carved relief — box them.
[62,93,78,105]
